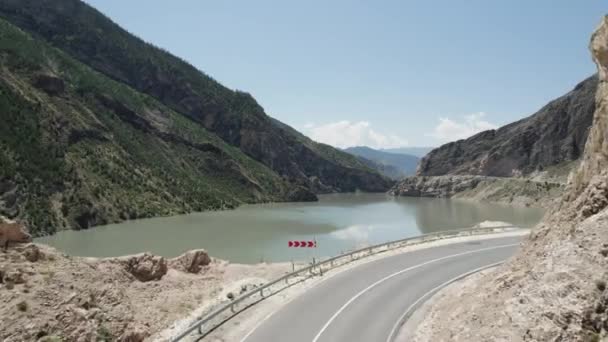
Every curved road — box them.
[240,236,522,342]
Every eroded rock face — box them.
[115,253,168,282]
[568,15,608,203]
[168,249,211,274]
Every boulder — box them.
[0,217,32,250]
[169,249,211,273]
[23,244,44,262]
[116,253,167,282]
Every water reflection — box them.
[36,193,544,263]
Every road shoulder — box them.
[393,265,499,342]
[183,230,529,342]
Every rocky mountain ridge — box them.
[417,75,597,177]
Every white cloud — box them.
[428,112,498,142]
[302,120,408,149]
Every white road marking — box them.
[239,310,277,342]
[311,244,518,342]
[384,261,504,342]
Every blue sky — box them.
[85,0,606,148]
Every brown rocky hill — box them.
[417,75,597,177]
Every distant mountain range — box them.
[380,147,434,158]
[343,146,420,179]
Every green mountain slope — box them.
[0,0,391,195]
[0,18,315,236]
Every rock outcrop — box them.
[168,249,211,274]
[410,15,608,342]
[114,253,168,282]
[417,76,597,177]
[0,217,31,249]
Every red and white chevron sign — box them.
[288,240,317,248]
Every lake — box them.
[36,193,544,263]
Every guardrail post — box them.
[260,288,264,298]
[197,324,203,334]
[230,303,235,313]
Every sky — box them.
[85,0,607,148]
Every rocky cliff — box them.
[0,0,391,198]
[417,75,597,177]
[411,15,608,342]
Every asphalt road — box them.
[240,236,522,342]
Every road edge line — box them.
[385,261,505,342]
[311,245,516,342]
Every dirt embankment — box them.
[0,243,296,342]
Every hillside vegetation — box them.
[0,18,316,236]
[0,0,390,197]
[0,1,392,236]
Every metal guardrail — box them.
[170,225,520,341]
